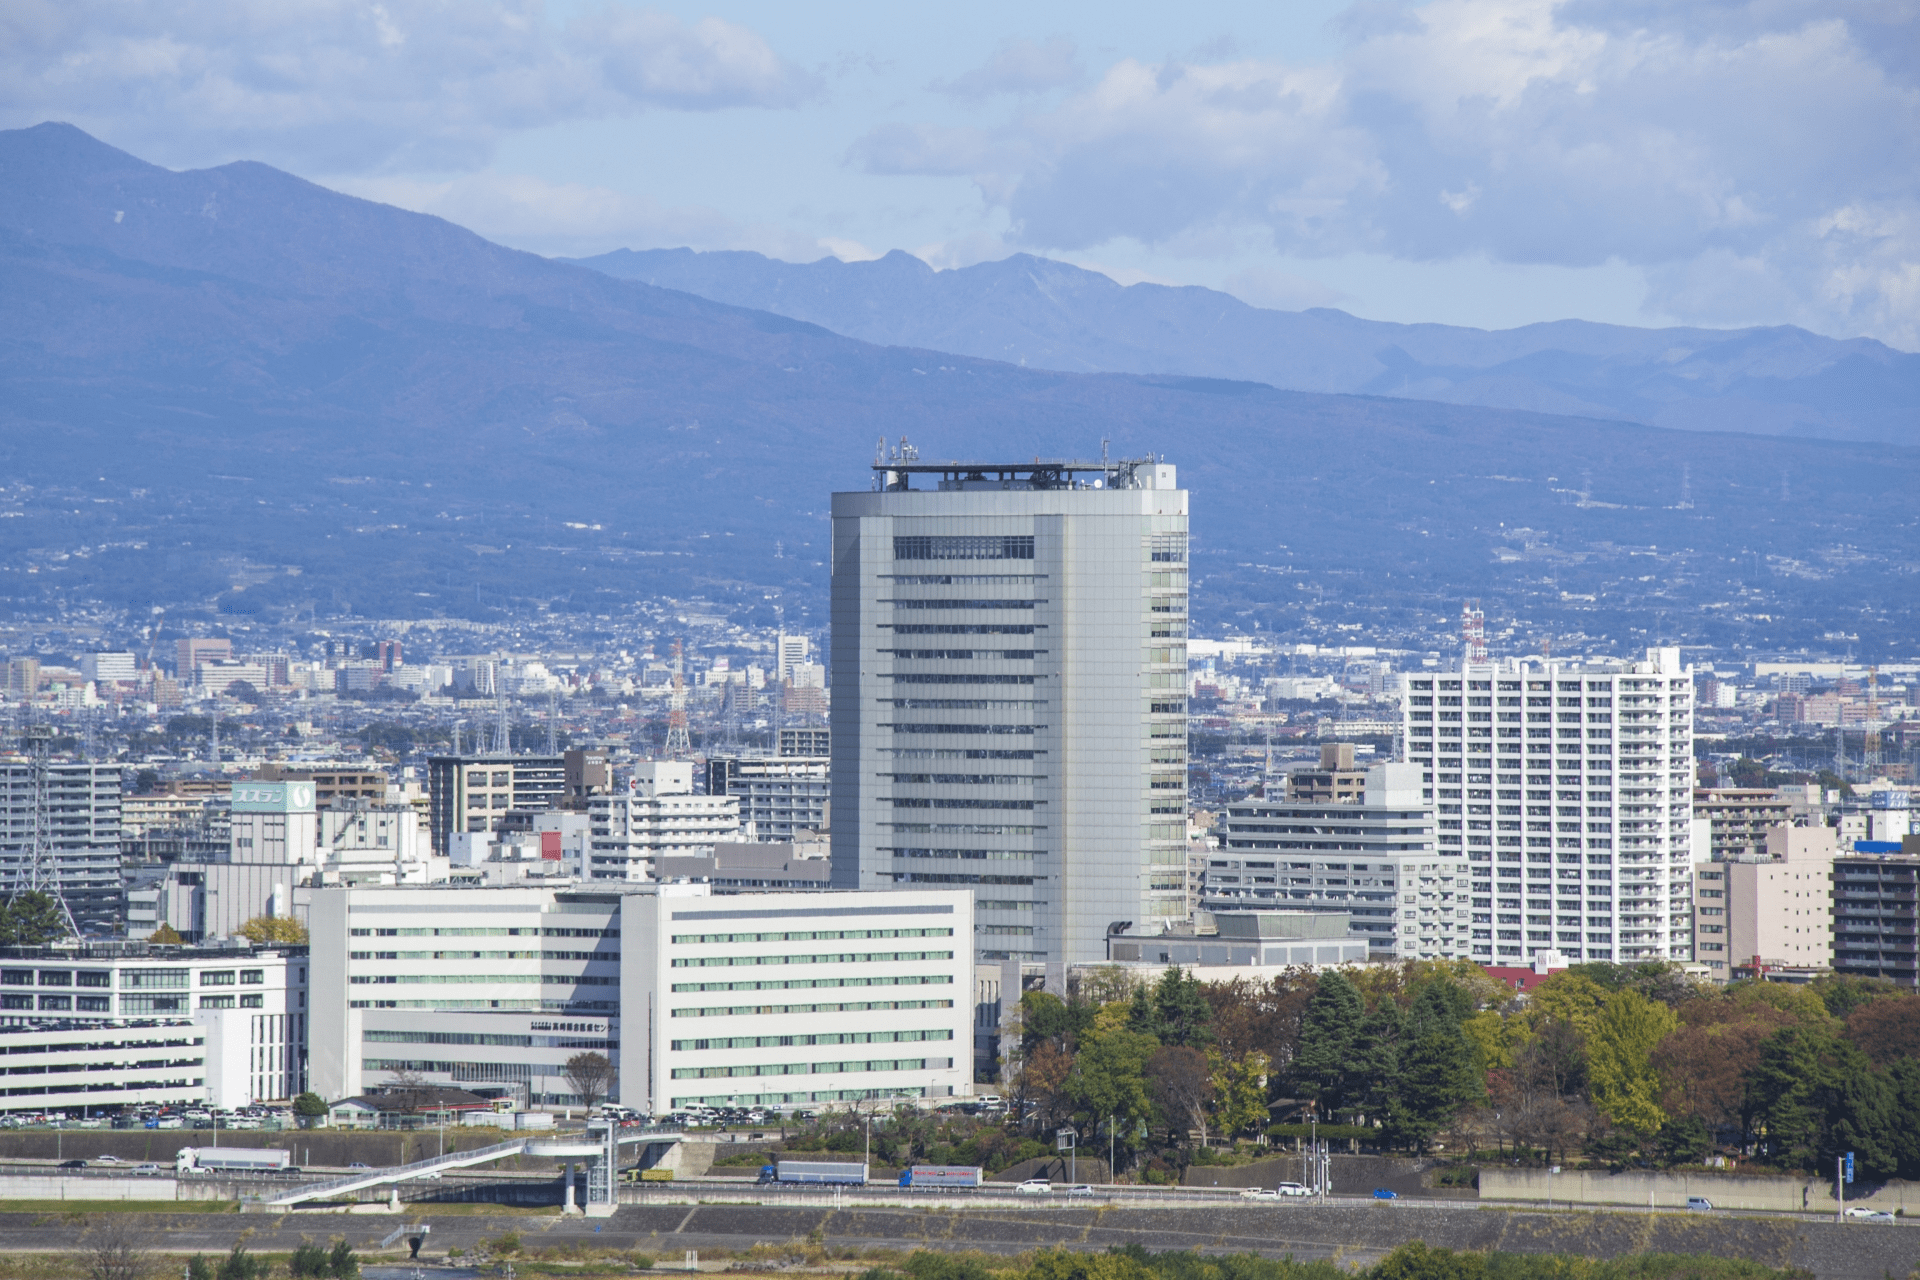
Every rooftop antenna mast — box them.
[17,725,79,938]
[545,687,559,755]
[664,640,691,758]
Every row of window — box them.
[671,1057,939,1079]
[1,968,267,989]
[350,974,618,985]
[671,998,954,1019]
[671,950,955,969]
[350,951,617,962]
[672,928,953,944]
[671,1029,953,1051]
[671,974,954,994]
[349,927,615,937]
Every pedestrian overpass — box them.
[263,1122,684,1217]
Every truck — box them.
[175,1146,292,1175]
[757,1159,868,1186]
[899,1165,984,1189]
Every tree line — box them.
[1008,959,1920,1179]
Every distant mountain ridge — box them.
[573,247,1919,446]
[0,121,1915,657]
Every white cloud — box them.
[931,36,1081,100]
[0,0,817,174]
[851,0,1920,346]
[330,170,830,260]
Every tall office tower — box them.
[831,453,1189,967]
[1402,646,1695,965]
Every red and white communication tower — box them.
[1461,602,1488,664]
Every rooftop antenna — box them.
[1677,463,1693,510]
[17,725,79,938]
[545,687,559,755]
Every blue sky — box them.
[5,0,1916,344]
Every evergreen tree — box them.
[1152,968,1214,1049]
[1391,1016,1481,1151]
[1346,1001,1405,1125]
[1745,1025,1827,1166]
[1292,971,1364,1115]
[1817,1041,1897,1180]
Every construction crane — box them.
[664,640,691,758]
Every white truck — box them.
[175,1146,293,1175]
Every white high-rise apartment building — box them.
[832,453,1189,967]
[1401,647,1696,965]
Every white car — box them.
[1065,1184,1096,1198]
[1240,1188,1279,1200]
[1014,1179,1051,1195]
[1845,1206,1879,1218]
[1862,1211,1897,1224]
[93,1155,123,1164]
[1276,1182,1312,1197]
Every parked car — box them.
[1015,1179,1052,1195]
[1686,1197,1713,1212]
[1240,1188,1279,1200]
[1066,1184,1096,1198]
[1276,1182,1311,1197]
[1373,1188,1398,1200]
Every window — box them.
[75,971,110,988]
[240,993,265,1009]
[200,995,237,1009]
[76,995,110,1012]
[895,535,1034,560]
[240,970,265,985]
[38,971,71,987]
[122,969,189,990]
[201,971,237,986]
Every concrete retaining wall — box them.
[0,1175,176,1200]
[1482,1168,1920,1214]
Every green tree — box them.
[1021,990,1093,1055]
[1371,1242,1486,1280]
[327,1241,359,1280]
[1392,1015,1481,1152]
[1067,1028,1159,1156]
[1346,1001,1405,1125]
[1588,990,1678,1135]
[1884,1058,1920,1179]
[1816,1042,1897,1180]
[1654,1114,1711,1167]
[0,892,69,946]
[1292,971,1364,1114]
[147,923,184,945]
[1151,968,1214,1049]
[1745,1025,1827,1166]
[293,1092,328,1118]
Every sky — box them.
[4,0,1918,346]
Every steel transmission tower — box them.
[16,725,78,937]
[664,640,691,758]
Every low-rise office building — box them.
[306,883,973,1115]
[0,943,307,1108]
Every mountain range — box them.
[0,121,1915,657]
[577,248,1920,447]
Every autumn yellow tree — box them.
[238,915,309,945]
[1588,989,1678,1134]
